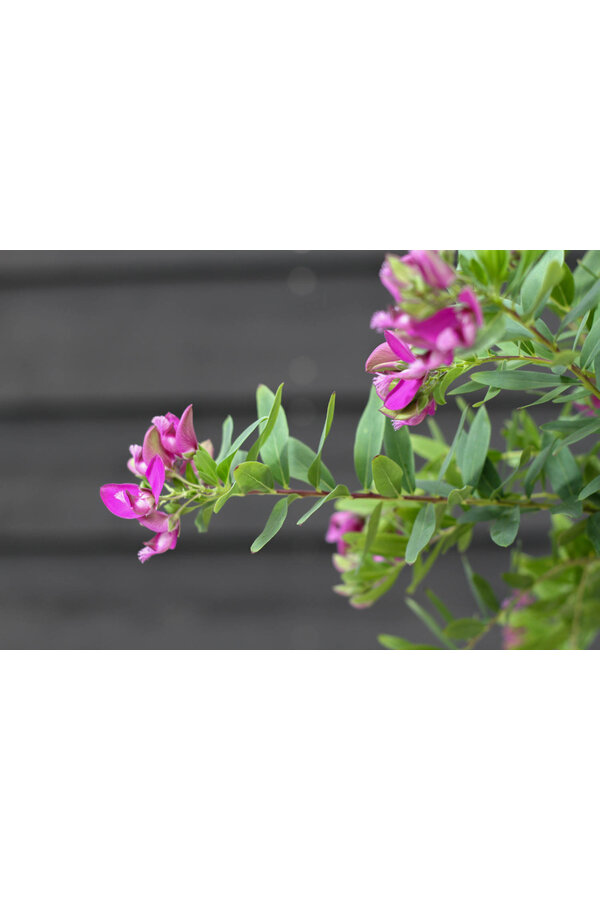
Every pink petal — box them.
[138,524,180,563]
[459,288,483,326]
[127,444,146,477]
[365,341,401,373]
[142,424,173,467]
[145,455,165,503]
[138,511,172,533]
[402,250,455,290]
[384,330,416,363]
[100,483,147,519]
[384,377,421,411]
[174,404,198,455]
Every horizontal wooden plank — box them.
[0,547,509,649]
[0,274,383,404]
[0,250,387,287]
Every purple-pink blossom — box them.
[502,591,535,649]
[100,455,165,519]
[102,404,204,563]
[575,395,600,417]
[365,330,441,429]
[392,289,483,353]
[326,511,364,555]
[379,250,455,305]
[138,521,180,563]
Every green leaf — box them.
[213,483,241,513]
[371,455,405,498]
[438,404,469,479]
[449,380,486,396]
[216,415,234,463]
[307,392,336,488]
[216,416,269,481]
[490,507,521,547]
[477,457,504,497]
[579,474,600,500]
[405,504,437,565]
[378,635,440,650]
[586,513,600,554]
[502,572,534,589]
[433,365,469,405]
[247,383,284,463]
[558,278,600,335]
[520,250,564,318]
[383,419,416,491]
[194,503,215,533]
[553,418,600,452]
[470,370,566,391]
[360,501,383,562]
[295,484,350,525]
[425,589,454,623]
[518,384,571,409]
[444,618,486,641]
[411,434,448,460]
[405,598,456,649]
[233,461,274,494]
[524,436,555,497]
[368,533,407,557]
[193,446,220,485]
[461,405,491,487]
[545,445,583,502]
[551,263,575,309]
[465,312,508,355]
[462,556,499,613]
[573,251,600,296]
[354,385,385,489]
[580,314,600,371]
[287,437,335,490]
[256,384,289,486]
[250,494,300,553]
[350,568,401,608]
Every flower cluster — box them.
[366,250,483,428]
[100,405,204,562]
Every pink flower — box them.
[400,288,483,352]
[138,521,180,563]
[100,456,165,520]
[402,250,456,290]
[365,330,445,428]
[502,591,535,649]
[575,395,600,417]
[127,443,147,478]
[370,308,405,332]
[388,398,436,430]
[138,404,199,471]
[379,250,455,304]
[326,511,364,555]
[152,404,199,458]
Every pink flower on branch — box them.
[100,456,165,520]
[379,250,456,306]
[138,522,180,563]
[365,330,444,429]
[502,591,535,649]
[326,511,364,555]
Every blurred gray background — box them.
[0,251,555,649]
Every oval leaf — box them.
[233,461,274,494]
[405,504,436,565]
[371,455,405,498]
